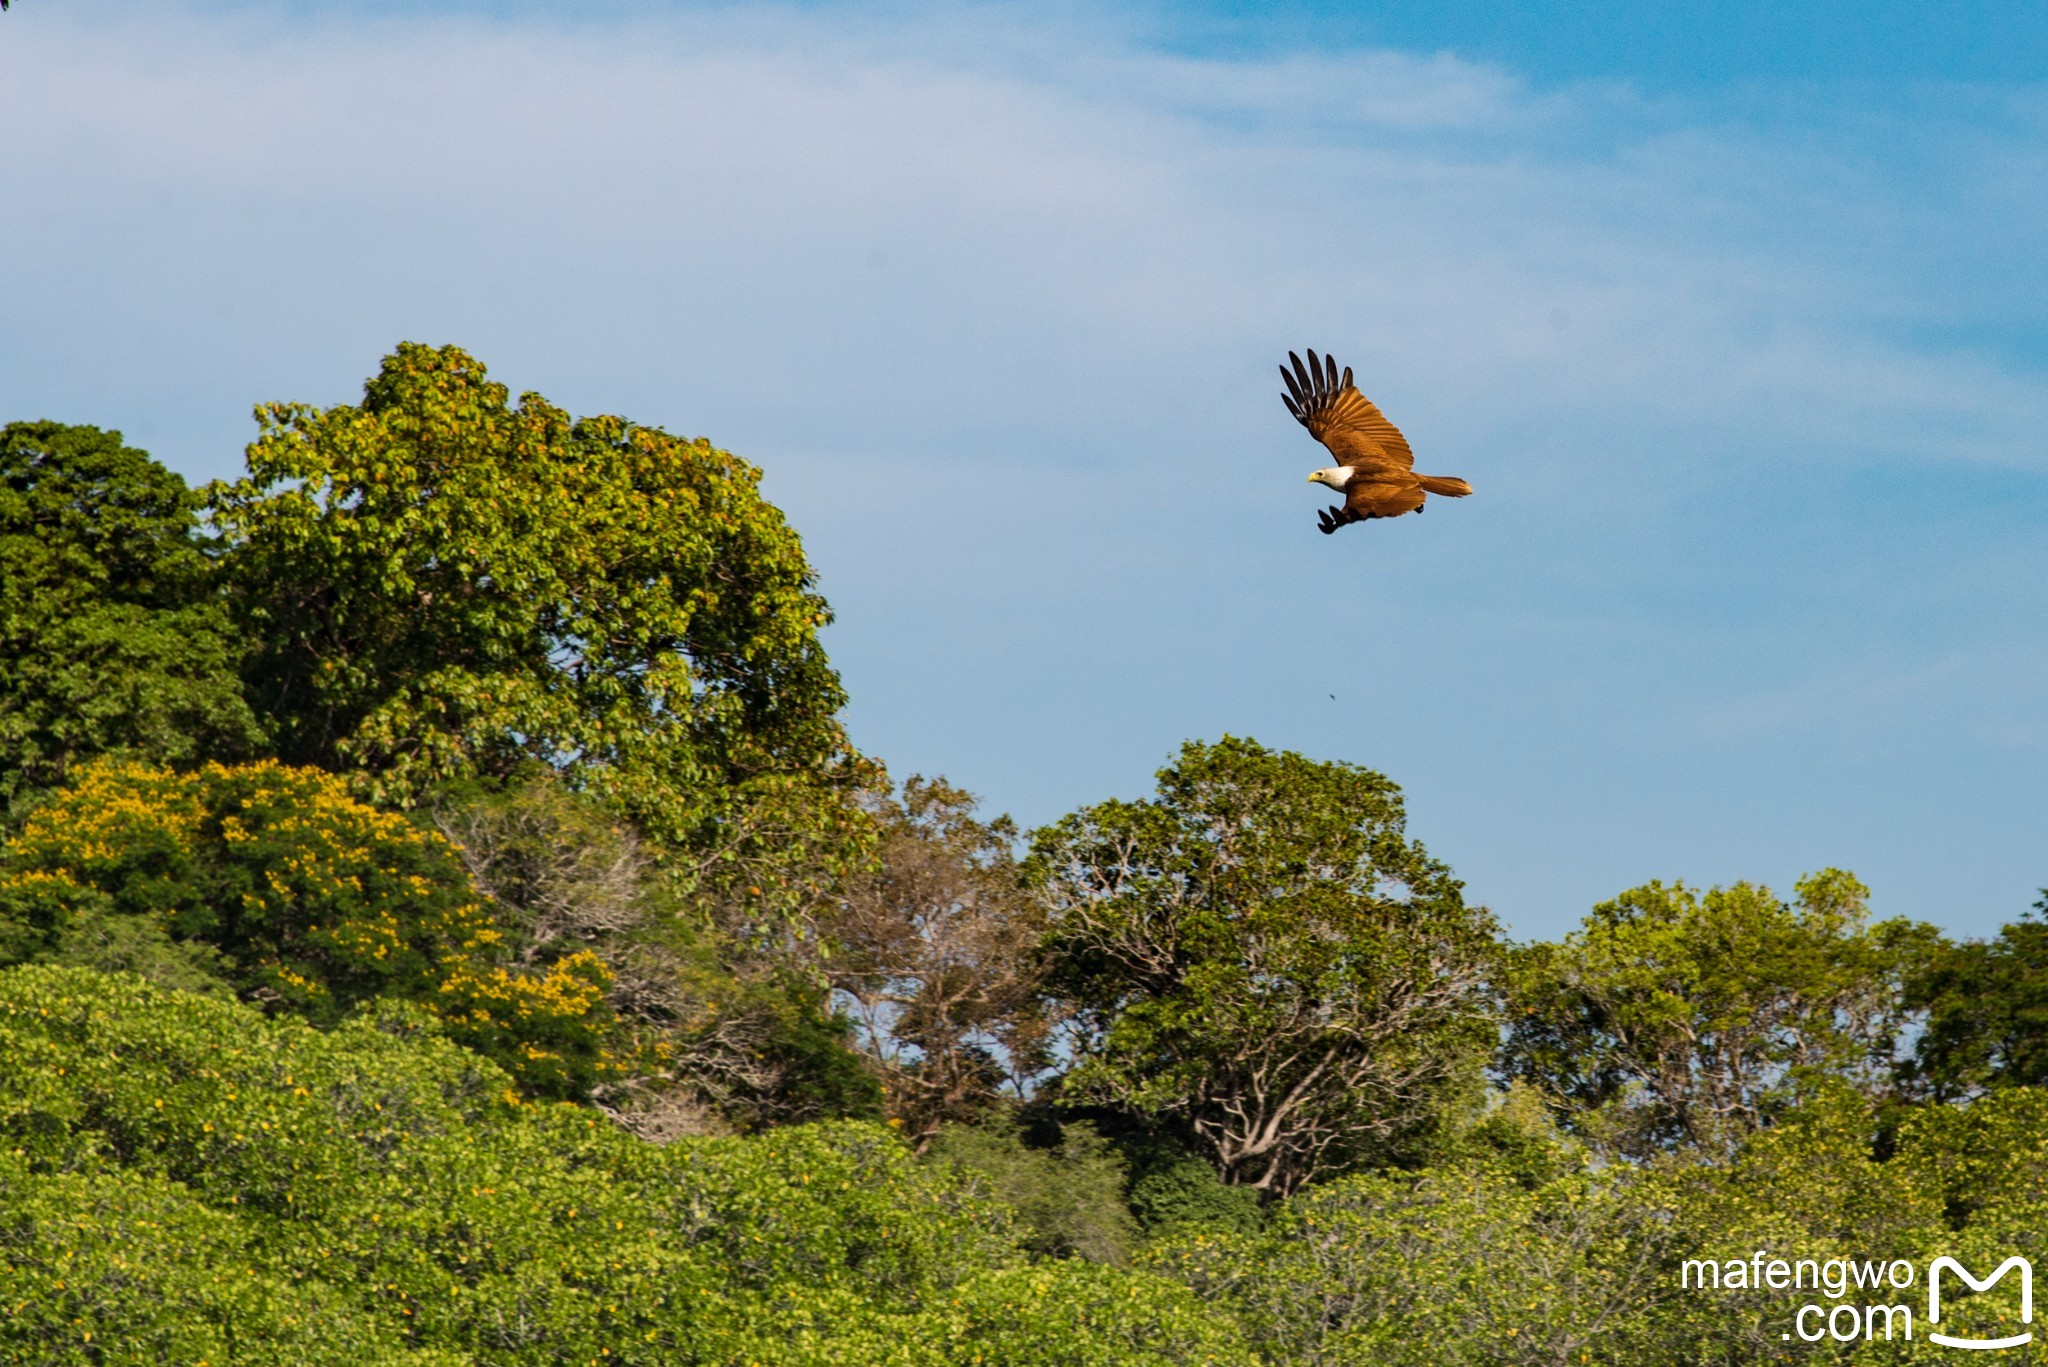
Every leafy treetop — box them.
[208,343,869,918]
[1032,736,1500,1196]
[0,422,259,815]
[1504,870,1938,1156]
[1904,889,2048,1100]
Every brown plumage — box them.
[1281,349,1471,534]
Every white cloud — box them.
[2,0,2045,932]
[7,2,2042,477]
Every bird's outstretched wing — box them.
[1280,350,1414,474]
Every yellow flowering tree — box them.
[0,759,627,1097]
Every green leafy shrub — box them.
[1154,1159,1681,1367]
[925,1116,1140,1263]
[907,1262,1256,1366]
[0,965,1260,1365]
[1124,1145,1263,1239]
[0,1152,443,1366]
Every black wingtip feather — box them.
[1280,364,1307,405]
[1289,351,1314,395]
[1285,348,1356,412]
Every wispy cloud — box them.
[2,1,2044,932]
[8,4,2043,470]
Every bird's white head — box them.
[1307,466,1351,491]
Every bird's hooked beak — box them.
[1305,472,1319,484]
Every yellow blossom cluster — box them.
[1,759,625,1097]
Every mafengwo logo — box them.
[1682,1252,2033,1349]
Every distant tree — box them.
[0,422,259,819]
[431,770,763,1128]
[824,776,1052,1144]
[1503,870,1938,1156]
[1902,890,2048,1100]
[207,343,872,928]
[1031,737,1500,1196]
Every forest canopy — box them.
[2,344,2043,1365]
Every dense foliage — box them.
[1504,871,1936,1155]
[0,759,624,1098]
[1033,737,1499,1194]
[0,966,1245,1366]
[1903,893,2048,1099]
[5,345,2045,1364]
[208,343,873,931]
[11,963,2048,1365]
[0,421,259,819]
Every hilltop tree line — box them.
[3,344,2045,1365]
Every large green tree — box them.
[0,422,259,819]
[1031,737,1500,1196]
[207,343,870,923]
[1902,891,2048,1100]
[1504,871,1937,1156]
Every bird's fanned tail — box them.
[1417,475,1472,497]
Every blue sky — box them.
[3,1,2044,939]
